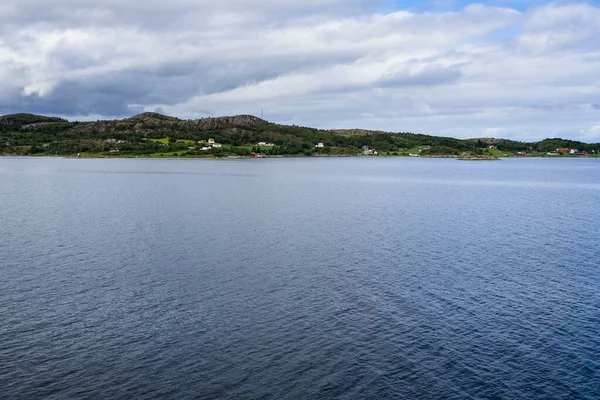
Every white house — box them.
[315,143,325,148]
[362,145,373,155]
[212,143,222,148]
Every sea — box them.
[1,156,599,399]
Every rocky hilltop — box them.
[68,112,268,136]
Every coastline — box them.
[2,154,599,160]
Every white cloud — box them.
[579,125,600,142]
[1,0,599,141]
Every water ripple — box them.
[1,157,599,399]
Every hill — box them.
[1,112,599,158]
[0,113,67,126]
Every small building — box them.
[487,145,497,149]
[570,149,580,155]
[109,148,120,153]
[556,148,570,154]
[212,143,222,148]
[200,147,210,151]
[315,143,325,148]
[257,142,274,147]
[208,138,215,145]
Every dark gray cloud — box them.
[0,46,368,117]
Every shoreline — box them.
[2,154,599,160]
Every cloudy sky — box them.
[1,0,600,141]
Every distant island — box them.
[1,112,599,159]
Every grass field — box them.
[148,138,196,145]
[486,148,512,157]
[148,138,169,144]
[403,146,422,155]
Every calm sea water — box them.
[1,157,599,399]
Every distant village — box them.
[101,137,598,159]
[546,148,592,156]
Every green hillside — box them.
[1,112,599,158]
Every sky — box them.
[1,0,600,141]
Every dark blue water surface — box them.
[1,157,599,399]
